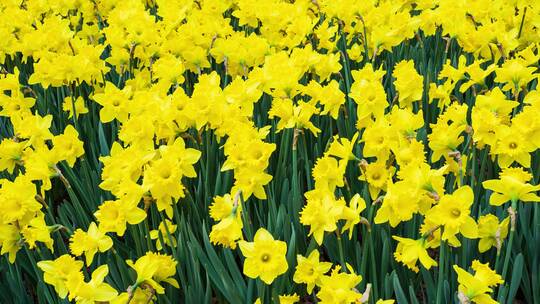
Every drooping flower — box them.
[393,236,437,272]
[482,167,540,205]
[126,252,179,294]
[477,215,509,253]
[454,260,503,304]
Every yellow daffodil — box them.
[317,264,363,303]
[392,236,437,272]
[477,215,509,253]
[127,252,179,294]
[482,167,540,205]
[427,186,478,240]
[70,222,113,265]
[454,260,503,304]
[37,255,84,299]
[238,228,288,285]
[293,250,332,293]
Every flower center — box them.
[451,208,461,218]
[371,172,381,180]
[253,150,263,160]
[509,142,517,149]
[261,253,270,263]
[161,169,172,179]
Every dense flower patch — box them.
[1,0,540,303]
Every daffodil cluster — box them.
[1,0,540,303]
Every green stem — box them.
[517,7,527,39]
[436,237,446,304]
[500,201,518,280]
[494,244,502,276]
[291,129,302,219]
[337,232,347,270]
[368,231,379,300]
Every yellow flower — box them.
[350,64,387,128]
[68,265,118,304]
[232,167,273,200]
[0,90,33,120]
[427,186,478,240]
[459,60,496,93]
[300,189,344,245]
[471,111,502,149]
[149,219,177,250]
[37,254,84,299]
[428,120,465,163]
[303,80,344,119]
[374,180,421,227]
[420,217,461,248]
[482,167,540,205]
[62,96,88,119]
[11,114,53,147]
[397,162,446,199]
[359,159,394,200]
[392,60,424,109]
[493,125,535,168]
[209,194,235,220]
[152,54,186,86]
[118,115,155,149]
[127,252,179,294]
[92,82,132,123]
[475,87,517,120]
[428,82,452,108]
[340,194,367,239]
[268,99,321,136]
[392,138,426,169]
[221,134,274,173]
[142,138,201,214]
[388,108,424,138]
[94,200,147,236]
[279,293,299,304]
[495,59,537,94]
[0,176,41,223]
[143,157,185,218]
[209,213,243,249]
[0,223,22,263]
[98,143,150,199]
[312,156,346,191]
[293,250,332,293]
[477,215,509,253]
[21,145,58,191]
[361,117,392,161]
[21,213,54,251]
[111,288,155,304]
[70,222,113,265]
[317,264,363,303]
[392,236,437,272]
[0,138,26,174]
[238,228,288,285]
[454,260,503,304]
[51,125,85,167]
[325,133,359,161]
